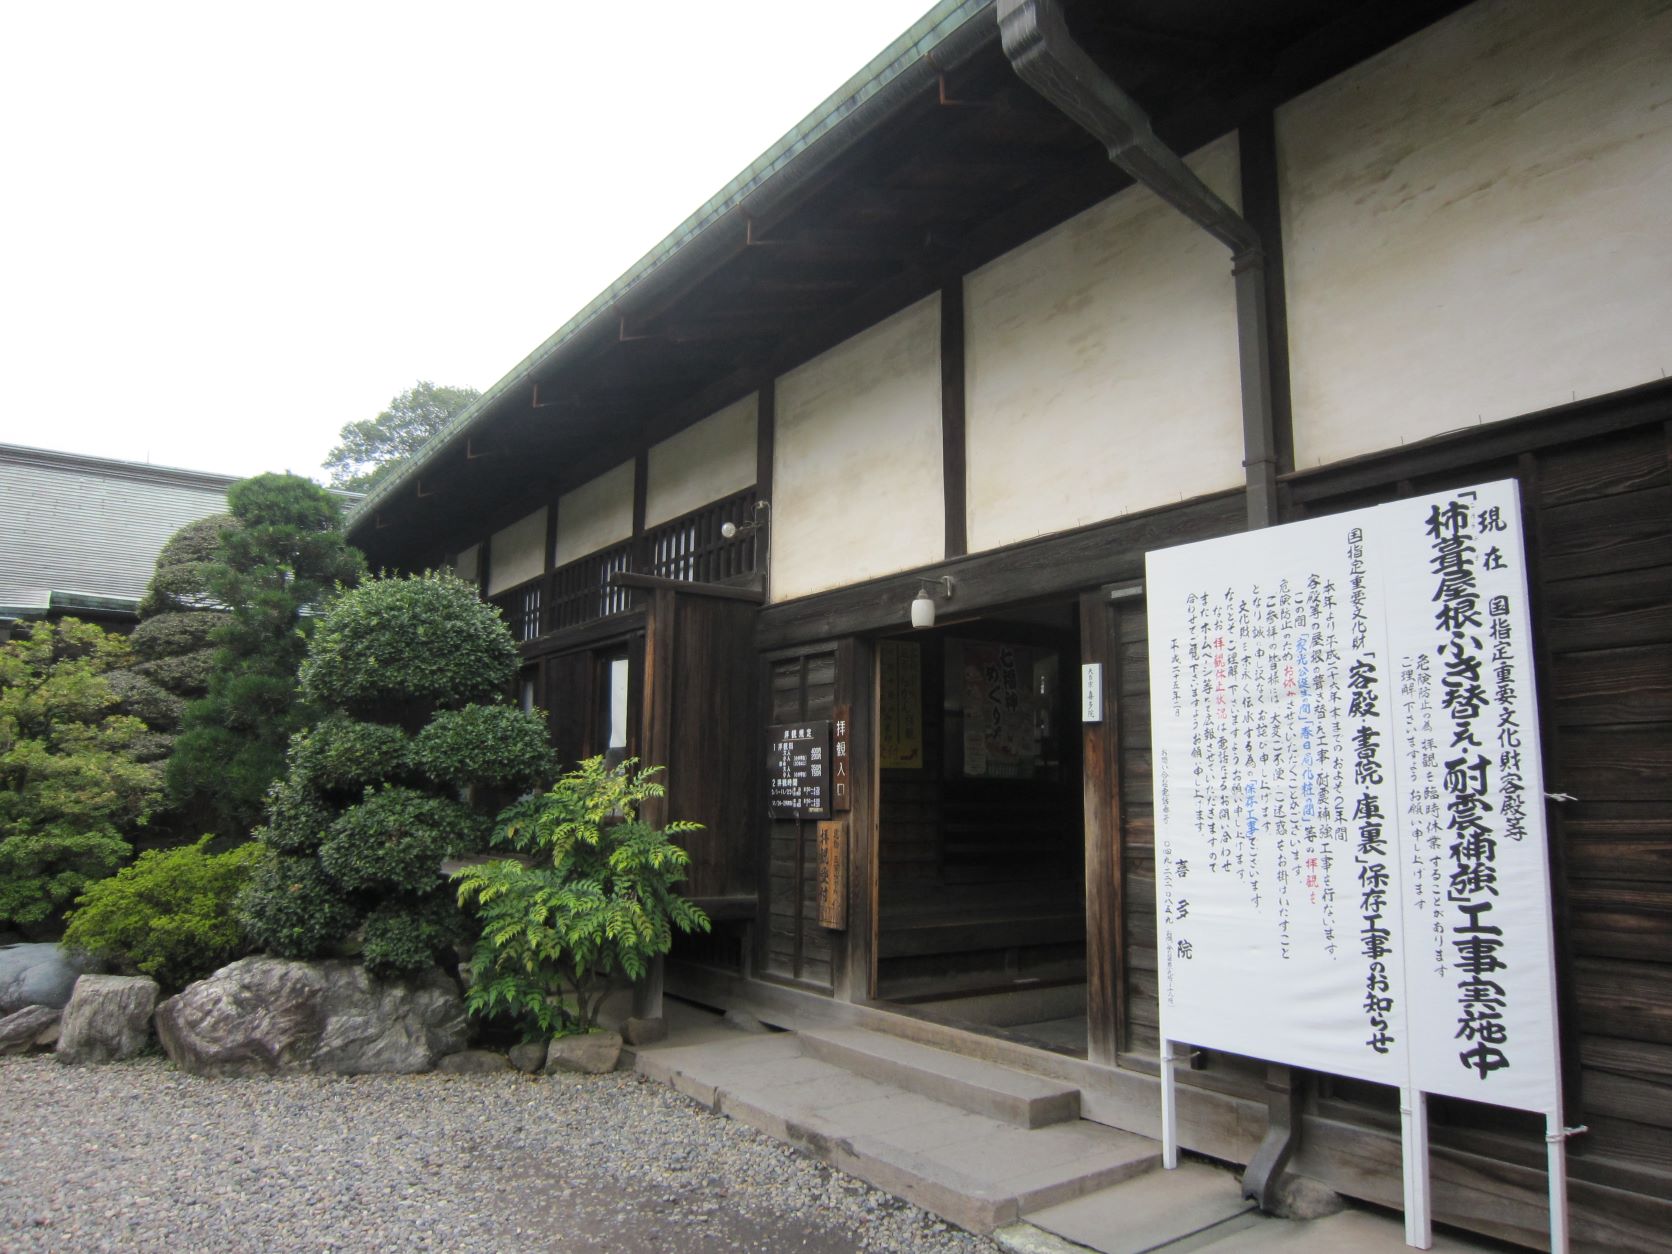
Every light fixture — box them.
[720,498,770,540]
[910,576,955,629]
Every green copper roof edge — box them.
[350,0,996,530]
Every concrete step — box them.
[635,1025,1159,1233]
[1000,1160,1257,1254]
[799,1026,1082,1128]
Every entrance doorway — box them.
[874,601,1087,1056]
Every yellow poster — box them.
[878,640,922,769]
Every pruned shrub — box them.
[106,669,185,731]
[132,651,218,701]
[240,572,554,977]
[287,717,411,796]
[362,895,468,980]
[259,777,335,854]
[236,853,357,960]
[62,837,264,991]
[411,704,551,792]
[130,610,226,664]
[319,787,483,893]
[299,571,518,717]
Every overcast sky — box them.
[0,1,938,481]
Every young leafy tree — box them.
[167,474,365,839]
[0,619,163,934]
[238,571,552,979]
[323,380,480,493]
[454,758,710,1039]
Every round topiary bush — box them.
[361,895,468,980]
[259,777,335,855]
[236,853,358,960]
[318,787,483,893]
[410,704,552,792]
[130,610,225,664]
[288,717,412,797]
[299,571,519,718]
[239,571,555,979]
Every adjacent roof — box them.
[0,444,238,619]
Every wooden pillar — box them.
[1081,588,1125,1065]
[940,281,968,559]
[834,636,878,1003]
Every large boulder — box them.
[55,975,160,1064]
[0,943,97,1013]
[155,957,467,1077]
[0,1006,62,1055]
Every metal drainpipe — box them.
[997,0,1278,531]
[997,0,1295,1213]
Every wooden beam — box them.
[756,491,1242,651]
[757,380,776,603]
[1238,110,1295,479]
[609,571,765,603]
[940,280,968,559]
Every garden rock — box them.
[156,957,467,1077]
[508,1041,547,1073]
[56,975,159,1064]
[545,1030,622,1075]
[0,943,96,1013]
[0,1006,62,1055]
[437,1049,509,1075]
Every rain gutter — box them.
[350,0,997,536]
[998,0,1279,531]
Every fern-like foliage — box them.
[453,757,710,1038]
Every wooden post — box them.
[1080,589,1123,1065]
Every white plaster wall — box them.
[487,509,545,596]
[554,460,634,566]
[452,543,480,586]
[964,135,1244,554]
[1280,0,1672,467]
[772,294,943,602]
[645,393,757,527]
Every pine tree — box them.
[167,475,364,839]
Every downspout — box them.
[997,0,1294,1214]
[997,0,1278,531]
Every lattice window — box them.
[490,578,543,643]
[550,541,634,632]
[645,488,758,585]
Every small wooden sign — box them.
[831,703,853,812]
[767,720,830,819]
[817,819,848,930]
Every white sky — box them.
[0,1,939,481]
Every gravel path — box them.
[0,1055,999,1253]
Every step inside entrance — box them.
[875,603,1087,1056]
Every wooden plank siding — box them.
[1283,414,1672,1228]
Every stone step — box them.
[1000,1160,1258,1254]
[635,1024,1160,1233]
[798,1026,1082,1128]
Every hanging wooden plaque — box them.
[817,819,848,930]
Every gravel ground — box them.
[0,1054,1000,1253]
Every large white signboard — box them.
[1146,481,1566,1247]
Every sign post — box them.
[1147,481,1566,1253]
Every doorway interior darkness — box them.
[874,601,1088,1057]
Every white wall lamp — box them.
[911,576,955,629]
[720,499,770,540]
